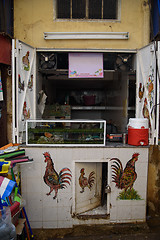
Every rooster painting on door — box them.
[79,168,95,193]
[22,51,30,71]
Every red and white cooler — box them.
[127,118,149,146]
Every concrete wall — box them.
[14,0,150,50]
[147,146,160,216]
[21,147,148,228]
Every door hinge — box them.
[14,49,17,58]
[14,128,18,136]
[150,44,155,53]
[18,42,22,51]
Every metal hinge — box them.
[14,49,17,58]
[150,44,155,52]
[14,128,18,136]
[18,42,22,51]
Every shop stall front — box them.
[11,39,159,228]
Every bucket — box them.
[83,95,96,106]
[128,128,149,146]
[127,118,149,146]
[128,118,148,129]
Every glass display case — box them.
[26,120,106,146]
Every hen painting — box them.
[22,51,30,71]
[23,101,30,119]
[43,152,72,199]
[139,83,144,102]
[143,98,151,128]
[111,153,139,192]
[18,74,24,93]
[79,168,95,193]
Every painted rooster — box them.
[28,74,33,90]
[18,74,24,92]
[43,152,72,199]
[22,51,30,68]
[139,83,144,102]
[143,98,151,128]
[79,168,95,193]
[23,101,30,119]
[111,153,139,192]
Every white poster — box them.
[69,53,103,78]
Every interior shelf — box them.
[71,106,135,111]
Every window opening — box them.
[56,0,118,20]
[72,0,86,19]
[34,51,136,147]
[89,0,102,19]
[57,0,70,18]
[103,0,117,19]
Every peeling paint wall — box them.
[147,146,160,216]
[14,0,150,49]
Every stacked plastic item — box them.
[0,143,34,239]
[0,205,16,240]
[128,118,149,146]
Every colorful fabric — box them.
[0,177,16,200]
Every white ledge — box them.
[44,32,129,40]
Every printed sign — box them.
[69,53,103,78]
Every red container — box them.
[83,95,96,106]
[128,128,149,146]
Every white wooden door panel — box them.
[75,162,102,214]
[12,40,36,143]
[136,42,159,144]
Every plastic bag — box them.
[0,207,16,240]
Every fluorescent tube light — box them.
[44,32,129,40]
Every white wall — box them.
[21,146,148,228]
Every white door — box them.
[12,40,36,143]
[75,162,102,214]
[136,42,159,144]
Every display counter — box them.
[24,119,149,229]
[26,120,106,146]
